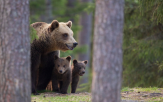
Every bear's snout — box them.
[82,71,85,74]
[73,42,78,47]
[79,71,85,76]
[59,70,63,74]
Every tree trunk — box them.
[45,0,53,23]
[92,0,124,102]
[0,0,30,102]
[78,0,92,84]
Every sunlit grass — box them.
[31,87,163,102]
[134,87,161,93]
[31,92,91,102]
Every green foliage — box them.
[30,27,38,43]
[30,0,46,21]
[139,0,163,23]
[123,0,163,87]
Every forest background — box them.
[30,0,163,92]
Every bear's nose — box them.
[82,71,85,74]
[73,42,78,47]
[59,70,62,73]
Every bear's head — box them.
[54,55,71,74]
[73,59,88,76]
[31,20,78,51]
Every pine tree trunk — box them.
[78,0,92,84]
[0,0,30,102]
[92,0,124,102]
[45,0,53,23]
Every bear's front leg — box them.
[60,73,71,94]
[71,76,79,93]
[60,80,70,94]
[31,50,41,95]
[52,77,60,93]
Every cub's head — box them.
[31,20,78,51]
[54,55,71,74]
[73,59,88,76]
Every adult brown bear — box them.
[31,20,77,95]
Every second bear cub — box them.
[52,55,71,94]
[71,59,88,93]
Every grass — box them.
[31,92,91,102]
[31,87,163,102]
[121,87,130,92]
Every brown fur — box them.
[71,60,88,93]
[50,56,72,94]
[36,51,59,91]
[31,20,77,95]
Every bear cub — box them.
[52,55,71,94]
[71,59,88,93]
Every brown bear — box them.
[30,20,77,95]
[71,59,88,93]
[51,55,72,94]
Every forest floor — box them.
[31,92,91,102]
[121,87,163,102]
[31,87,163,102]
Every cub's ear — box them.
[73,59,78,65]
[66,21,72,28]
[54,55,59,60]
[83,60,88,65]
[66,56,71,62]
[30,22,46,30]
[49,20,59,32]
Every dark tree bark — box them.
[78,0,92,84]
[92,0,124,102]
[0,0,30,102]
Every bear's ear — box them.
[66,56,71,62]
[49,20,59,32]
[73,59,78,65]
[66,21,72,28]
[83,60,88,65]
[31,22,46,30]
[54,55,59,60]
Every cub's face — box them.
[54,56,71,74]
[31,20,78,51]
[73,60,88,76]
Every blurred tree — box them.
[92,0,124,101]
[45,0,53,22]
[78,0,93,84]
[0,0,31,102]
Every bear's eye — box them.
[58,65,60,67]
[63,33,68,37]
[63,65,65,67]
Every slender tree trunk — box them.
[92,0,124,102]
[45,0,53,23]
[0,0,30,102]
[78,0,92,84]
